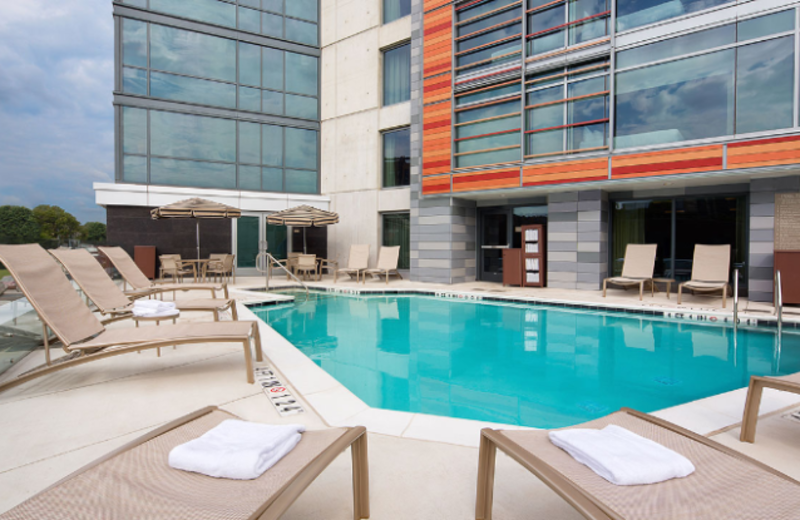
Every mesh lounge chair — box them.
[678,244,731,308]
[294,254,317,281]
[99,246,228,300]
[0,244,262,393]
[335,245,370,283]
[50,249,238,323]
[363,246,403,285]
[740,372,800,443]
[602,244,657,301]
[206,253,235,284]
[0,406,369,520]
[159,255,195,283]
[475,408,800,520]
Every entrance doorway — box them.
[479,205,548,282]
[235,214,287,275]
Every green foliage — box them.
[32,205,81,245]
[81,222,107,244]
[0,205,41,244]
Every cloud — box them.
[0,0,113,223]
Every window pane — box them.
[122,67,147,95]
[568,122,606,149]
[528,104,562,130]
[262,167,283,191]
[736,37,794,134]
[150,71,236,108]
[239,122,261,164]
[617,0,732,31]
[285,169,317,193]
[457,83,520,107]
[122,19,147,68]
[286,0,318,22]
[384,0,412,23]
[457,8,518,37]
[285,128,317,170]
[568,76,606,97]
[262,0,283,12]
[456,23,522,53]
[738,10,795,42]
[527,85,562,106]
[457,99,519,123]
[383,128,410,187]
[457,0,518,22]
[455,147,520,167]
[285,18,318,46]
[457,115,520,139]
[262,12,283,38]
[262,90,284,115]
[123,155,147,183]
[262,125,283,166]
[121,0,147,6]
[528,30,564,56]
[239,86,262,111]
[285,52,318,96]
[239,42,261,87]
[239,165,262,191]
[150,24,236,82]
[151,158,237,189]
[150,0,236,28]
[567,96,606,124]
[383,44,411,105]
[457,40,520,68]
[527,129,563,155]
[383,213,410,269]
[240,0,259,7]
[616,24,735,69]
[262,48,284,91]
[123,107,147,155]
[239,7,261,33]
[285,94,318,119]
[568,0,609,44]
[615,50,734,149]
[150,111,236,163]
[456,132,519,154]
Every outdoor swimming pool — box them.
[252,292,800,428]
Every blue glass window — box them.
[150,111,236,163]
[239,86,262,111]
[383,44,410,105]
[123,156,147,183]
[287,0,318,22]
[239,6,262,33]
[123,107,148,155]
[239,165,262,191]
[285,128,317,170]
[239,122,261,164]
[262,48,284,91]
[150,71,237,109]
[150,25,236,83]
[384,0,411,23]
[122,67,147,95]
[285,95,318,119]
[617,0,731,31]
[151,158,237,189]
[262,125,283,166]
[122,19,147,68]
[285,52,318,96]
[285,18,318,46]
[149,0,236,28]
[262,12,283,38]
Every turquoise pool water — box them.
[252,292,800,428]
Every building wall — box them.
[321,0,413,269]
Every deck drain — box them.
[654,376,682,386]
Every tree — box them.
[32,205,81,245]
[0,205,40,244]
[81,222,107,244]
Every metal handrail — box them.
[256,252,309,302]
[733,268,739,331]
[775,270,783,336]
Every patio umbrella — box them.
[151,197,241,259]
[266,205,339,253]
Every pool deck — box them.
[1,276,799,518]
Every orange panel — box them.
[422,175,451,195]
[424,5,452,79]
[727,135,800,169]
[523,158,607,186]
[611,145,723,179]
[452,168,520,192]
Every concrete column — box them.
[411,198,477,283]
[546,192,579,289]
[577,190,609,290]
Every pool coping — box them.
[236,288,800,448]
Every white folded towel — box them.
[549,424,695,486]
[132,300,178,317]
[168,419,306,480]
[134,300,176,310]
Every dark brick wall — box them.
[290,226,328,258]
[107,206,232,261]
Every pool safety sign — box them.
[255,366,304,417]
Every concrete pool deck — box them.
[1,277,799,517]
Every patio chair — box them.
[0,406,369,520]
[50,249,239,323]
[160,255,195,283]
[677,244,731,308]
[602,244,657,301]
[206,253,236,284]
[335,245,370,283]
[740,372,800,443]
[99,246,228,300]
[0,244,262,394]
[363,246,403,285]
[475,408,800,520]
[294,254,318,281]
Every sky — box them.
[0,0,114,224]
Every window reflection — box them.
[735,37,794,135]
[616,0,731,31]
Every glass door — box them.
[236,213,288,274]
[480,211,509,282]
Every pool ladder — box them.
[775,270,783,337]
[256,251,310,302]
[733,268,739,331]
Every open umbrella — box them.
[266,205,339,254]
[151,198,241,259]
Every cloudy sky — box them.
[0,1,113,223]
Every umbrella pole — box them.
[303,228,307,254]
[196,221,200,259]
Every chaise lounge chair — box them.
[678,244,731,308]
[50,248,239,323]
[363,246,403,285]
[0,244,262,393]
[476,408,800,520]
[602,244,657,301]
[98,246,228,300]
[335,245,370,283]
[740,372,800,443]
[0,406,369,520]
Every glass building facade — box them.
[115,0,320,194]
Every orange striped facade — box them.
[453,168,520,192]
[727,135,800,169]
[611,145,724,179]
[523,157,608,186]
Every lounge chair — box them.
[0,244,262,393]
[294,254,318,281]
[602,244,657,301]
[99,246,228,299]
[335,245,370,283]
[476,408,800,520]
[50,249,238,323]
[740,372,800,443]
[363,246,403,285]
[678,244,731,308]
[0,406,369,520]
